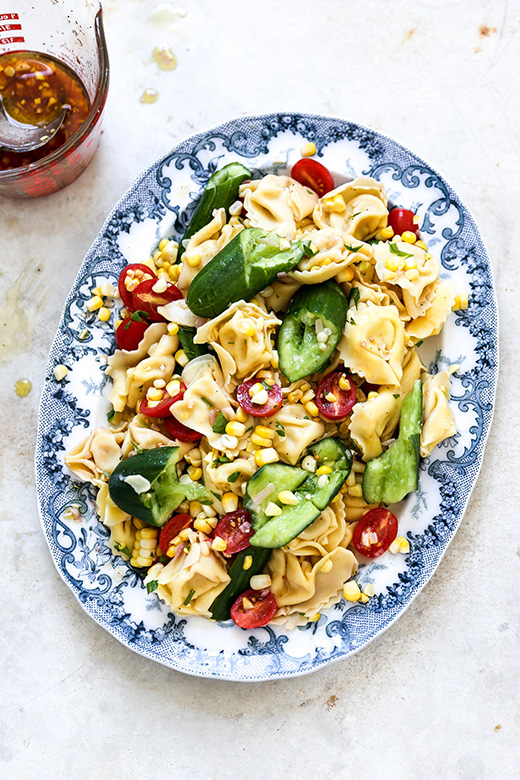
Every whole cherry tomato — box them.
[140,380,186,418]
[387,208,419,236]
[213,509,254,556]
[163,416,202,443]
[230,588,278,629]
[158,513,193,556]
[118,264,157,311]
[315,370,357,420]
[132,278,183,322]
[291,158,334,197]
[351,508,398,558]
[236,378,283,418]
[115,310,151,351]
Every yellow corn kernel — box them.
[278,490,299,505]
[187,466,203,481]
[415,239,427,251]
[363,583,375,597]
[360,593,370,603]
[96,306,111,322]
[357,260,372,275]
[343,581,362,602]
[225,421,246,437]
[337,375,350,392]
[222,492,239,513]
[212,537,227,552]
[114,319,122,331]
[287,389,303,403]
[165,379,181,397]
[405,268,420,282]
[331,195,345,213]
[146,387,163,402]
[304,401,320,417]
[242,596,254,610]
[270,354,279,369]
[339,420,350,437]
[248,382,264,397]
[158,238,169,251]
[193,517,212,534]
[175,349,189,367]
[168,264,181,281]
[309,613,321,622]
[301,389,315,404]
[379,225,394,240]
[185,252,201,267]
[254,425,275,440]
[245,442,259,454]
[235,406,248,423]
[141,528,158,540]
[300,141,316,157]
[53,364,68,381]
[250,574,272,590]
[167,322,179,335]
[265,501,282,517]
[243,555,253,571]
[367,391,378,401]
[404,256,417,270]
[251,432,273,448]
[254,448,279,467]
[189,500,202,517]
[385,256,400,273]
[401,230,417,244]
[453,293,469,310]
[399,537,410,553]
[86,295,104,312]
[239,320,256,337]
[337,266,355,283]
[153,249,162,262]
[348,484,363,497]
[316,465,332,476]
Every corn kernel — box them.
[301,455,316,472]
[141,528,158,539]
[399,537,410,553]
[255,425,275,440]
[316,465,332,476]
[167,322,179,335]
[189,500,202,517]
[53,364,68,381]
[225,421,246,437]
[304,401,320,417]
[300,141,316,157]
[278,490,299,505]
[385,257,400,272]
[343,581,362,602]
[248,382,264,397]
[337,266,355,282]
[360,593,369,603]
[175,349,188,367]
[187,466,203,481]
[153,249,162,262]
[193,517,212,534]
[255,448,279,467]
[86,295,104,312]
[222,492,239,513]
[401,230,417,244]
[287,390,303,403]
[348,484,363,497]
[242,596,255,610]
[379,225,394,240]
[185,252,201,267]
[251,389,269,405]
[453,293,469,310]
[250,574,272,590]
[251,433,273,448]
[367,391,378,401]
[415,239,427,251]
[243,554,253,571]
[337,375,351,392]
[301,389,315,404]
[158,238,169,251]
[332,194,346,213]
[169,264,181,281]
[265,501,282,516]
[239,320,256,337]
[405,269,420,281]
[363,583,375,597]
[235,406,248,423]
[165,379,181,397]
[212,537,227,552]
[309,613,321,622]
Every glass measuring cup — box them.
[0,0,109,198]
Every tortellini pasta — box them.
[289,227,368,284]
[374,240,440,319]
[263,403,325,465]
[313,177,388,241]
[349,388,402,461]
[406,279,457,340]
[240,174,318,238]
[65,426,125,482]
[420,369,457,456]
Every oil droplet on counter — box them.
[15,378,32,397]
[0,264,48,364]
[140,88,159,104]
[148,4,187,26]
[152,43,178,71]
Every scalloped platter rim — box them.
[35,112,498,681]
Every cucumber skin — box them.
[362,380,423,505]
[186,228,306,318]
[277,281,348,382]
[177,162,251,261]
[210,546,271,622]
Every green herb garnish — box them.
[276,421,286,438]
[183,588,196,606]
[201,396,214,408]
[107,409,116,423]
[347,287,360,310]
[389,242,413,259]
[146,580,158,594]
[211,454,232,468]
[302,240,318,258]
[228,471,240,483]
[212,410,228,434]
[124,310,149,329]
[114,542,131,556]
[131,441,144,454]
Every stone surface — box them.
[1,1,518,778]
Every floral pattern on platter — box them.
[35,112,498,681]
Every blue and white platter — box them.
[35,113,498,681]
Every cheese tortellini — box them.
[240,174,318,238]
[313,177,388,241]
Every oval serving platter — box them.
[35,113,498,681]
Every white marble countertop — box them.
[1,1,518,778]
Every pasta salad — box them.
[65,156,463,630]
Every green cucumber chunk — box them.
[277,280,349,382]
[362,380,423,506]
[178,326,208,362]
[186,228,307,318]
[108,446,213,527]
[245,438,353,548]
[210,546,271,622]
[177,162,251,261]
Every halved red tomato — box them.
[115,311,151,351]
[291,158,334,197]
[230,588,278,629]
[351,508,398,558]
[213,509,254,556]
[118,264,157,310]
[158,513,192,556]
[163,415,202,443]
[387,208,419,236]
[315,370,357,420]
[132,278,183,322]
[236,378,283,418]
[140,380,186,418]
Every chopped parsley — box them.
[276,421,286,438]
[344,243,360,253]
[212,410,228,434]
[131,441,144,454]
[114,542,131,556]
[393,393,400,399]
[124,309,149,329]
[350,318,356,325]
[201,396,214,408]
[211,454,232,468]
[301,240,318,258]
[146,580,158,594]
[347,287,360,310]
[183,588,196,606]
[159,555,170,564]
[106,409,116,423]
[228,471,240,483]
[389,242,413,259]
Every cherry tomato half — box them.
[140,380,186,418]
[213,509,254,556]
[118,264,157,311]
[315,370,357,420]
[351,508,398,558]
[291,158,334,198]
[132,278,183,322]
[115,311,151,351]
[163,415,202,443]
[158,513,192,556]
[236,378,283,418]
[387,208,419,237]
[230,588,278,629]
